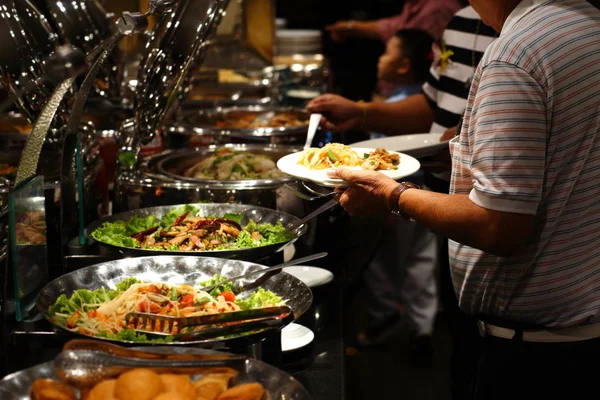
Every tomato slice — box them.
[220,291,236,302]
[139,301,160,313]
[179,294,195,308]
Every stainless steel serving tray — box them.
[179,105,310,140]
[151,144,300,190]
[36,255,313,346]
[85,203,306,260]
[0,347,313,400]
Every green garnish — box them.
[327,149,338,163]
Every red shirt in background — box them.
[376,0,462,41]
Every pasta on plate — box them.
[297,143,400,171]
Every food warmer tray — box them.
[0,347,313,400]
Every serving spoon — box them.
[304,113,322,150]
[198,252,328,294]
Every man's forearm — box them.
[363,94,434,135]
[398,189,534,257]
[351,21,384,40]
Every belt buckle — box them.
[477,320,487,337]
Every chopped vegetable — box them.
[91,205,293,253]
[235,288,283,311]
[220,291,236,302]
[327,149,338,163]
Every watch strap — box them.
[388,182,420,221]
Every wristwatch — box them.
[388,182,420,221]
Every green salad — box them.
[91,205,293,252]
[48,275,285,343]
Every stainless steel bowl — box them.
[153,144,298,190]
[0,347,313,400]
[36,255,313,345]
[178,106,310,145]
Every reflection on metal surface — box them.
[0,0,64,128]
[85,203,307,261]
[179,106,310,145]
[152,145,299,190]
[0,347,313,400]
[134,0,231,146]
[43,0,120,101]
[36,255,313,345]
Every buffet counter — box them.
[289,280,346,400]
[3,255,347,400]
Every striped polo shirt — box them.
[449,0,600,327]
[422,6,497,134]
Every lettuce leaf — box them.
[91,215,159,248]
[199,274,235,297]
[223,213,243,225]
[48,278,141,316]
[160,205,200,229]
[243,220,293,247]
[235,288,283,310]
[97,329,174,343]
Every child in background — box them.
[372,29,434,138]
[359,29,438,367]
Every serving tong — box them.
[125,306,292,335]
[55,349,246,388]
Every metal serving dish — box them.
[153,144,298,189]
[85,203,307,260]
[0,347,313,400]
[36,255,313,345]
[179,105,310,145]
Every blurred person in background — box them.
[309,5,497,398]
[356,29,438,367]
[326,0,462,105]
[326,0,462,43]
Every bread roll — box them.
[217,383,264,400]
[160,374,196,399]
[88,379,117,400]
[114,369,164,400]
[30,379,76,400]
[193,373,234,400]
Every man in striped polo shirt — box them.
[330,0,600,396]
[309,6,496,398]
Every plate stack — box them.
[276,30,323,56]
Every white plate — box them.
[281,323,315,352]
[350,133,448,159]
[282,266,334,288]
[277,147,421,188]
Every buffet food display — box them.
[85,204,306,260]
[0,344,313,400]
[0,0,340,398]
[48,275,285,342]
[183,148,285,180]
[36,255,313,346]
[213,110,308,130]
[90,204,292,252]
[30,369,266,400]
